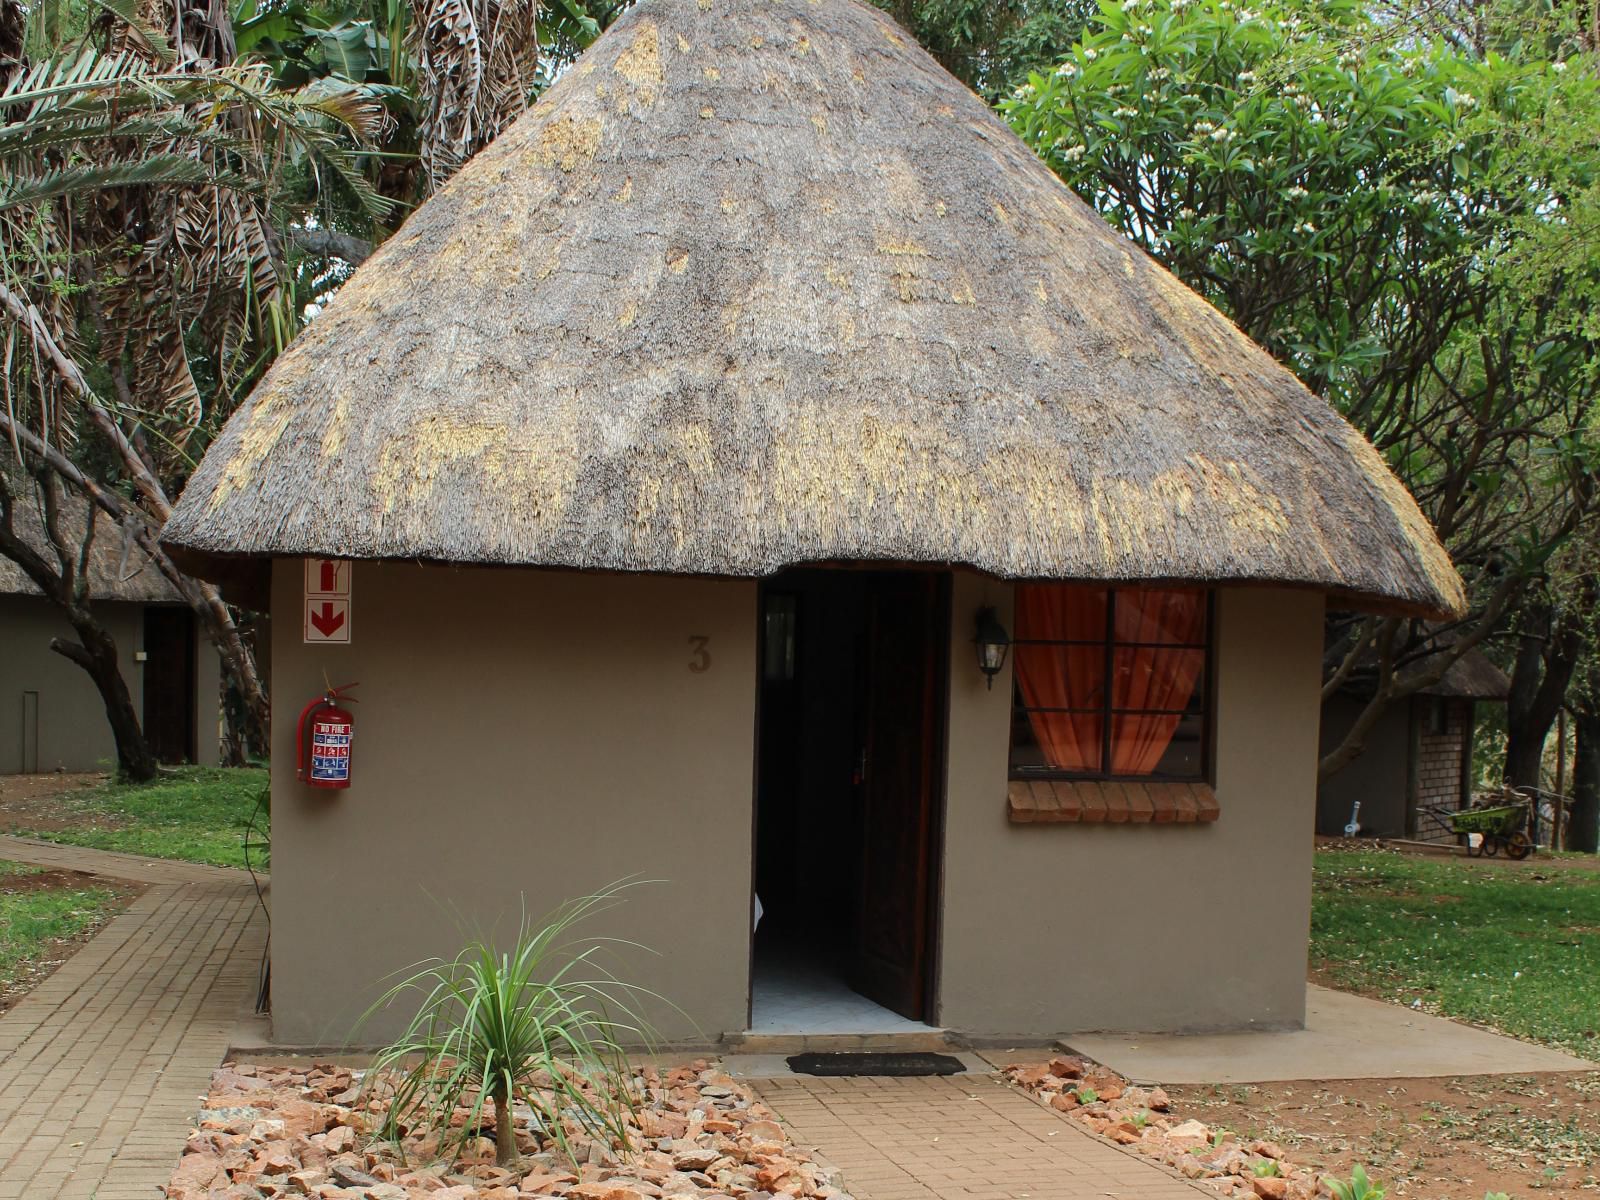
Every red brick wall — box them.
[1414,699,1471,844]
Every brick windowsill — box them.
[1007,779,1219,824]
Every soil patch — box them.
[1163,1071,1600,1198]
[1005,1053,1600,1199]
[0,771,118,834]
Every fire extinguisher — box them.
[296,683,358,789]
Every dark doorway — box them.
[142,607,197,764]
[752,569,947,1028]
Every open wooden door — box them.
[851,572,946,1021]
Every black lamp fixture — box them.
[974,606,1010,690]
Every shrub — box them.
[361,884,659,1168]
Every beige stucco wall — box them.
[1,596,142,774]
[195,622,223,768]
[267,560,757,1047]
[937,575,1324,1038]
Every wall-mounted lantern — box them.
[974,606,1010,690]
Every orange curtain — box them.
[1109,589,1206,775]
[1013,585,1106,772]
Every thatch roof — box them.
[161,0,1464,619]
[1,480,181,603]
[1419,650,1510,701]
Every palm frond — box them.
[0,155,248,212]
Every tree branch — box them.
[289,226,373,266]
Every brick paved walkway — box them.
[0,839,264,1199]
[755,1073,1210,1200]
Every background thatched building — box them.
[3,485,221,773]
[1319,646,1509,843]
[164,0,1461,1047]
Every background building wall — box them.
[268,560,757,1047]
[1,596,142,774]
[1316,695,1410,837]
[937,576,1324,1038]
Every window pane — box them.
[1013,645,1106,710]
[1111,712,1204,778]
[1015,583,1108,641]
[1113,587,1206,644]
[1011,703,1103,774]
[1111,647,1205,712]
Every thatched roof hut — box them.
[2,481,180,603]
[161,0,1463,619]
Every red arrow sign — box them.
[309,602,346,638]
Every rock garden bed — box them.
[1004,1055,1322,1200]
[167,1060,850,1200]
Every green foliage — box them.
[0,860,121,996]
[1311,851,1600,1054]
[1324,1164,1386,1200]
[363,885,660,1169]
[12,767,269,869]
[1253,1159,1282,1177]
[871,0,1097,98]
[1075,1086,1099,1103]
[1001,0,1600,596]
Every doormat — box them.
[786,1052,966,1077]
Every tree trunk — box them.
[0,471,158,781]
[495,1091,517,1168]
[1572,702,1600,854]
[1504,611,1584,790]
[51,626,159,782]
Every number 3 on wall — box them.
[688,635,711,673]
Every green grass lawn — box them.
[13,766,269,870]
[0,860,125,1002]
[1311,849,1600,1056]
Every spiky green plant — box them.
[1324,1164,1386,1200]
[361,884,662,1170]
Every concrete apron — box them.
[1060,984,1597,1084]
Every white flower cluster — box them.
[1450,89,1478,109]
[1058,143,1088,161]
[1150,66,1171,81]
[1084,47,1099,61]
[1194,118,1217,133]
[1113,106,1139,117]
[1285,185,1309,199]
[1238,69,1257,84]
[1178,206,1197,219]
[1294,221,1317,234]
[1055,61,1079,78]
[1553,61,1568,74]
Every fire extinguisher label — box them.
[310,720,353,783]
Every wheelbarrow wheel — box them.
[1483,835,1500,857]
[1506,831,1533,860]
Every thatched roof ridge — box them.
[161,0,1464,618]
[1,481,181,603]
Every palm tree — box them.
[0,0,388,776]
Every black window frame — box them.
[1008,586,1215,784]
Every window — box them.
[1009,584,1211,781]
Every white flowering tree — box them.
[1003,0,1600,789]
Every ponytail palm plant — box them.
[362,884,663,1170]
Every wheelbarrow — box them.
[1427,798,1534,859]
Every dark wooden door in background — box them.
[142,607,197,764]
[851,572,946,1021]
